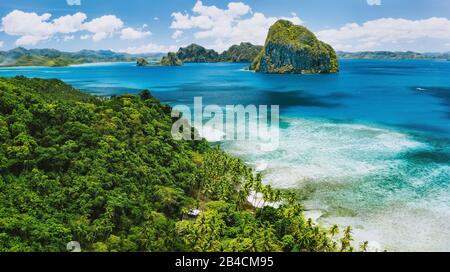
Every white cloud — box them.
[1,10,130,45]
[172,30,183,40]
[83,15,124,42]
[120,27,151,40]
[80,34,91,40]
[316,17,450,52]
[227,2,252,16]
[63,35,75,42]
[52,12,87,33]
[67,0,81,6]
[367,0,381,6]
[0,41,3,48]
[1,10,54,43]
[1,10,86,45]
[170,1,302,52]
[116,43,180,54]
[90,32,108,42]
[171,12,214,30]
[153,17,159,21]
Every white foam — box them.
[221,117,450,251]
[319,196,450,252]
[254,160,268,172]
[223,117,427,187]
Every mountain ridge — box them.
[0,47,163,67]
[337,51,450,60]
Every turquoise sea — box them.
[1,60,449,251]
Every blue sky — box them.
[1,0,450,53]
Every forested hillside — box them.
[153,43,263,66]
[0,77,358,252]
[0,47,163,67]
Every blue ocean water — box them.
[1,60,449,251]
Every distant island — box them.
[337,51,450,60]
[175,42,262,63]
[5,39,448,70]
[176,44,220,63]
[0,47,163,67]
[136,58,150,67]
[219,42,263,63]
[140,42,263,67]
[250,20,339,74]
[137,52,184,67]
[149,20,339,75]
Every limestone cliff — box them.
[160,52,183,66]
[250,20,339,74]
[136,58,149,66]
[220,42,263,63]
[176,44,219,63]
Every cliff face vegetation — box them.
[250,20,339,74]
[219,42,263,63]
[0,77,360,252]
[176,44,220,63]
[136,53,183,67]
[158,43,263,65]
[136,58,150,66]
[159,52,183,66]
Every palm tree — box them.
[340,226,354,252]
[359,241,369,252]
[329,224,339,237]
[262,185,273,207]
[273,190,282,203]
[236,190,248,210]
[285,191,297,205]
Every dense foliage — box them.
[136,53,183,67]
[0,47,163,67]
[157,43,263,66]
[219,42,263,63]
[136,58,150,66]
[250,20,339,74]
[0,77,359,252]
[176,44,220,63]
[160,52,183,66]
